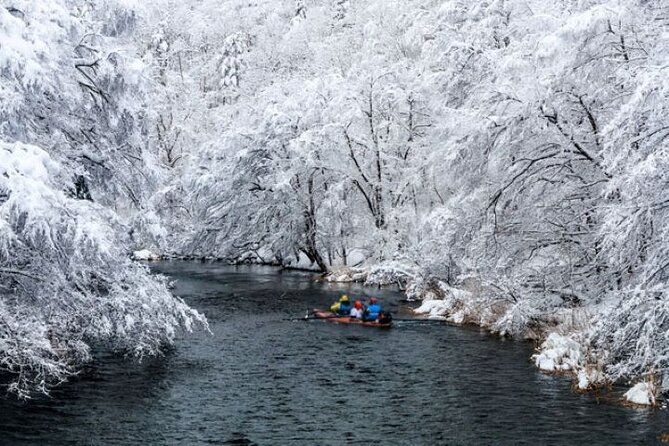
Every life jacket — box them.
[338,301,352,315]
[365,303,381,320]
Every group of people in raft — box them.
[329,295,392,324]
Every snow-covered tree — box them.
[0,142,206,397]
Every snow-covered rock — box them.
[413,283,477,324]
[577,370,590,390]
[414,298,449,319]
[448,309,465,324]
[325,267,368,283]
[624,382,655,406]
[132,249,160,261]
[576,368,605,390]
[533,333,584,372]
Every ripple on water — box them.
[0,262,666,445]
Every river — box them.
[0,261,667,445]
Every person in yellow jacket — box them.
[330,295,351,315]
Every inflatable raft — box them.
[311,309,392,328]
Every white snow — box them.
[533,333,583,372]
[326,266,368,283]
[448,310,465,324]
[0,141,205,397]
[414,299,449,320]
[624,382,655,406]
[132,249,160,261]
[577,371,590,390]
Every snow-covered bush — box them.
[405,276,446,302]
[365,262,418,289]
[589,290,669,387]
[0,142,206,397]
[493,300,542,339]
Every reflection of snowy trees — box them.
[3,0,669,397]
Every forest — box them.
[1,0,669,404]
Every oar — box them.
[303,309,342,321]
[391,317,449,323]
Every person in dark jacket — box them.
[363,297,381,321]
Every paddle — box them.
[390,317,449,323]
[303,309,342,320]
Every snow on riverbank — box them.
[326,264,662,406]
[413,284,475,324]
[132,249,161,261]
[533,333,583,373]
[624,382,656,406]
[326,266,368,283]
[325,262,418,288]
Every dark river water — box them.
[1,262,668,445]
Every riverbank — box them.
[324,264,662,407]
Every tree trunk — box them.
[302,173,328,272]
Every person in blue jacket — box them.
[363,297,381,321]
[330,295,352,315]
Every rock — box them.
[624,382,655,406]
[132,249,160,261]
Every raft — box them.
[312,309,392,328]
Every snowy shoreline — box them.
[324,264,660,407]
[131,250,328,273]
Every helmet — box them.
[370,297,378,304]
[354,300,363,309]
[340,295,349,302]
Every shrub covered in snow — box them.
[589,290,669,391]
[365,262,418,289]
